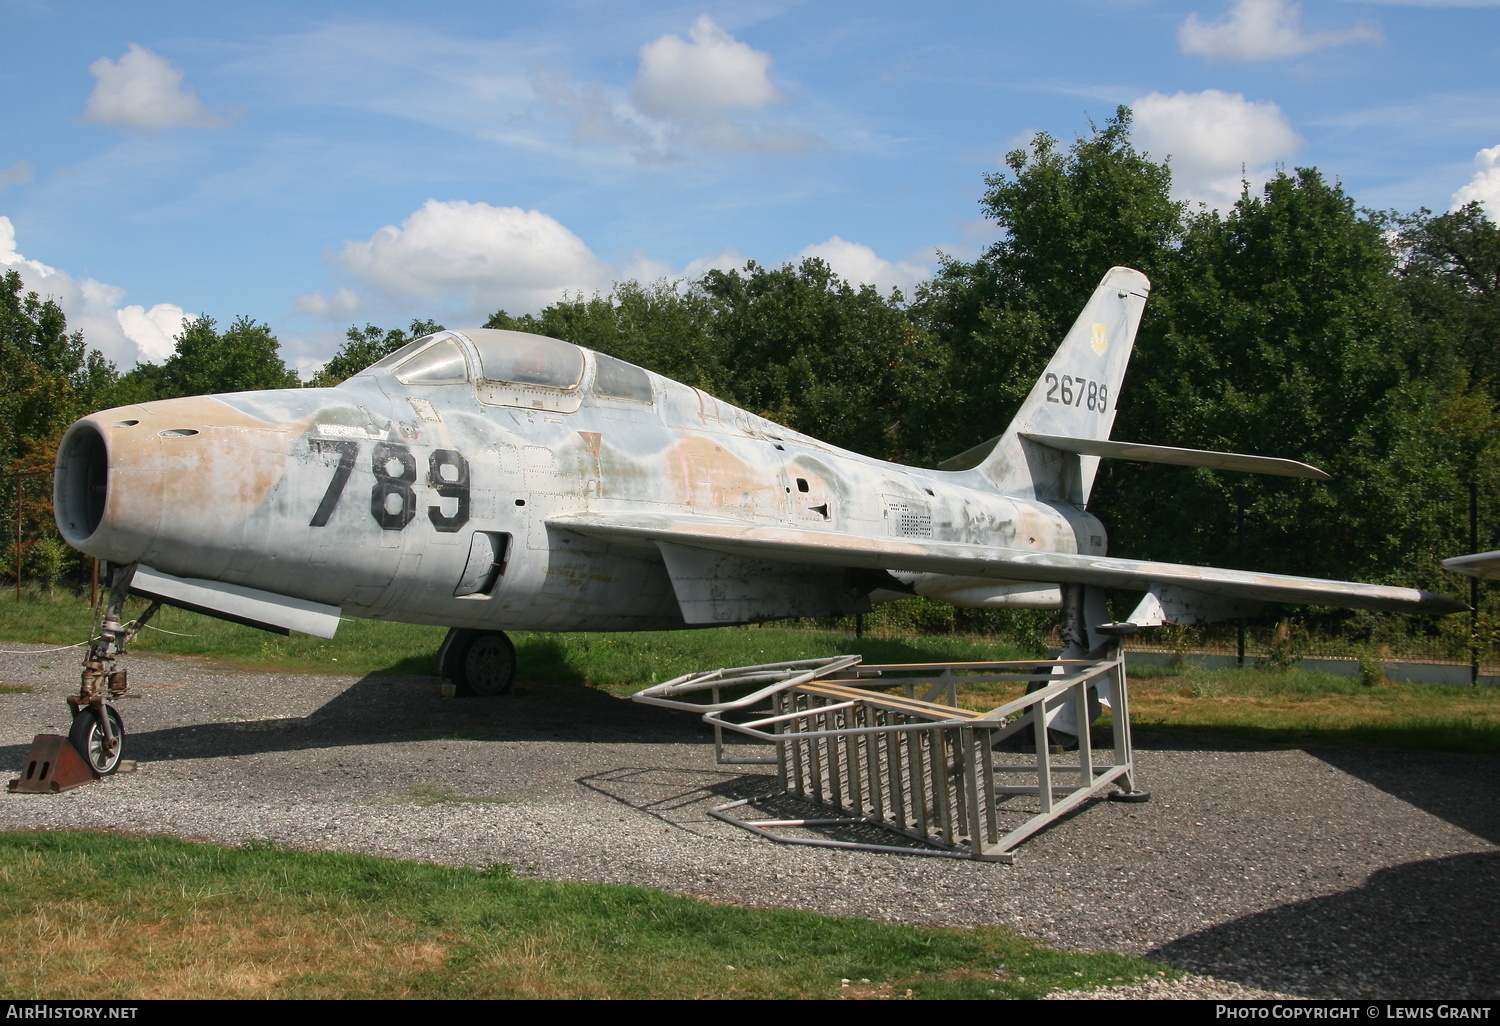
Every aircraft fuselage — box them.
[55,339,1103,632]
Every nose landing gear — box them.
[10,563,156,792]
[65,562,157,777]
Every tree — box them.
[1102,169,1487,590]
[909,107,1185,465]
[119,315,299,400]
[487,280,721,392]
[0,270,118,589]
[0,270,119,471]
[695,259,936,461]
[1394,203,1500,397]
[0,269,85,379]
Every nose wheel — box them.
[68,704,125,776]
[68,562,154,776]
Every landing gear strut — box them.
[70,562,159,774]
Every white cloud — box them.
[0,160,34,189]
[1132,90,1300,208]
[682,248,747,278]
[1180,0,1379,61]
[631,16,782,120]
[294,287,362,321]
[0,216,191,366]
[82,44,226,130]
[534,16,812,159]
[335,199,613,318]
[116,304,194,362]
[1452,144,1500,217]
[795,237,931,297]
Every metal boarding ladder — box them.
[631,644,1144,862]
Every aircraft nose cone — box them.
[55,395,302,569]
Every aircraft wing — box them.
[1443,550,1500,581]
[550,511,1466,615]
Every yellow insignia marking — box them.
[1090,323,1108,354]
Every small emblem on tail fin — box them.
[1090,324,1108,354]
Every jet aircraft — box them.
[51,266,1464,773]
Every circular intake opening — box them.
[55,421,108,544]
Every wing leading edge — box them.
[550,511,1466,616]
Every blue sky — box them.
[2,0,1498,375]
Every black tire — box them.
[69,705,124,776]
[455,631,516,696]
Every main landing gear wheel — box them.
[68,705,124,776]
[455,631,517,697]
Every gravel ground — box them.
[2,642,1497,1000]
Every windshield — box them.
[394,338,468,384]
[366,333,440,373]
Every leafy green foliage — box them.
[0,270,118,471]
[700,258,939,461]
[0,271,121,587]
[487,265,939,461]
[1100,169,1496,593]
[117,314,299,401]
[1395,203,1500,397]
[488,279,721,391]
[909,107,1184,465]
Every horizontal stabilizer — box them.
[130,566,342,638]
[1443,550,1500,581]
[1020,433,1331,480]
[550,511,1466,616]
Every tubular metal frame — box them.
[631,646,1139,862]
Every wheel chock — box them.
[7,734,100,793]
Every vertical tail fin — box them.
[940,266,1151,505]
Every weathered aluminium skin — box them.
[52,266,1464,645]
[51,343,1103,631]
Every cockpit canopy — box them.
[355,328,651,411]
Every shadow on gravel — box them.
[1149,851,1500,999]
[577,766,772,839]
[1309,748,1500,847]
[0,672,712,770]
[1134,727,1500,846]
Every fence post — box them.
[1471,481,1480,688]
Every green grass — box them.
[0,831,1170,1000]
[0,591,1032,681]
[1118,663,1500,753]
[386,785,517,807]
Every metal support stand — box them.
[633,645,1144,862]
